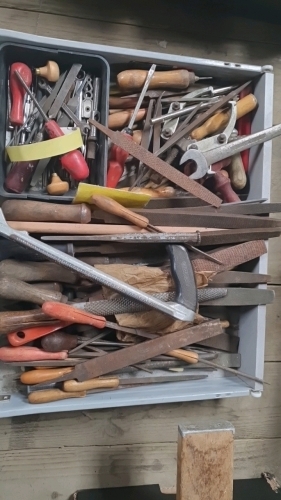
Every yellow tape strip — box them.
[6,129,83,162]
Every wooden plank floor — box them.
[1,1,281,498]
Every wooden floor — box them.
[1,1,281,498]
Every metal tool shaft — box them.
[152,98,220,124]
[127,64,156,131]
[0,210,194,321]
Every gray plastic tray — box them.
[0,28,274,417]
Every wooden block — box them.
[176,422,235,500]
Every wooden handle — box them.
[0,274,63,305]
[21,367,73,385]
[30,282,63,292]
[35,61,60,82]
[168,349,199,364]
[28,388,86,404]
[117,69,194,91]
[121,187,176,198]
[0,309,53,334]
[47,173,69,195]
[0,260,78,284]
[191,94,258,141]
[42,302,106,328]
[2,200,91,224]
[228,153,247,190]
[108,109,146,129]
[0,346,68,362]
[63,377,120,392]
[90,195,149,228]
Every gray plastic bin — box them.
[0,28,274,417]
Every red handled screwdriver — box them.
[107,64,156,188]
[14,70,89,181]
[9,63,32,126]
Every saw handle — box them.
[21,367,73,384]
[28,388,86,404]
[63,377,120,392]
[191,94,257,141]
[90,195,149,228]
[42,302,107,329]
[117,69,196,91]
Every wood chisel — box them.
[0,209,197,322]
[31,320,223,387]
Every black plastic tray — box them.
[0,42,109,202]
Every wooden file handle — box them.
[2,200,91,224]
[21,367,73,385]
[63,377,120,392]
[168,349,199,364]
[108,109,146,129]
[0,260,78,284]
[0,309,54,335]
[191,94,258,141]
[90,195,149,228]
[117,69,195,91]
[28,388,86,404]
[0,274,63,305]
[0,346,68,362]
[35,61,60,82]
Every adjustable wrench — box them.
[0,210,197,322]
[180,120,281,180]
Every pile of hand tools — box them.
[0,56,280,406]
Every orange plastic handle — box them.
[7,321,71,347]
[42,302,107,329]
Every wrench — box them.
[180,122,281,180]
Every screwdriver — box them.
[14,70,89,181]
[107,64,156,188]
[9,63,32,126]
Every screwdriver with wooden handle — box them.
[190,94,257,141]
[117,69,211,91]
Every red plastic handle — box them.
[45,121,89,181]
[42,302,106,329]
[0,346,68,362]
[9,63,32,126]
[7,321,71,347]
[106,135,132,188]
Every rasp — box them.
[89,119,222,207]
[74,288,227,316]
[32,319,223,387]
[192,240,267,272]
